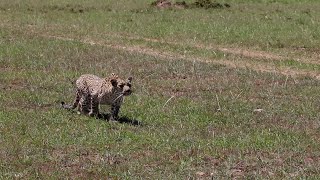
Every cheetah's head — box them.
[109,74,133,96]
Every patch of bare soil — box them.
[103,33,320,79]
[37,147,126,178]
[26,4,106,14]
[151,0,230,9]
[191,0,231,9]
[2,20,317,80]
[97,32,320,67]
[3,21,318,67]
[218,47,282,60]
[42,34,320,80]
[92,32,285,61]
[1,78,29,90]
[151,0,188,9]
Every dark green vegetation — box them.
[0,0,319,178]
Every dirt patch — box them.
[191,0,230,9]
[151,0,171,8]
[98,32,320,74]
[91,31,286,61]
[27,4,106,14]
[5,20,316,81]
[1,78,29,90]
[151,0,188,9]
[218,47,282,60]
[43,34,320,80]
[151,0,230,9]
[36,147,126,177]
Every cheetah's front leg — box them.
[78,97,90,115]
[110,104,120,121]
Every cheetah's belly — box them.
[99,93,123,106]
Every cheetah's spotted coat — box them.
[62,73,133,120]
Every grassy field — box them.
[1,0,320,178]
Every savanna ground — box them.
[0,0,320,178]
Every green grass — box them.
[1,0,320,48]
[1,0,320,179]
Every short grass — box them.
[1,0,320,179]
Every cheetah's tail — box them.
[61,101,73,110]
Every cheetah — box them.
[62,73,133,121]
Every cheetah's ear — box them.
[111,73,118,79]
[110,78,118,87]
[127,77,133,83]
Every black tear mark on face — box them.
[119,83,125,88]
[111,79,118,87]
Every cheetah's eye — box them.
[119,84,124,88]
